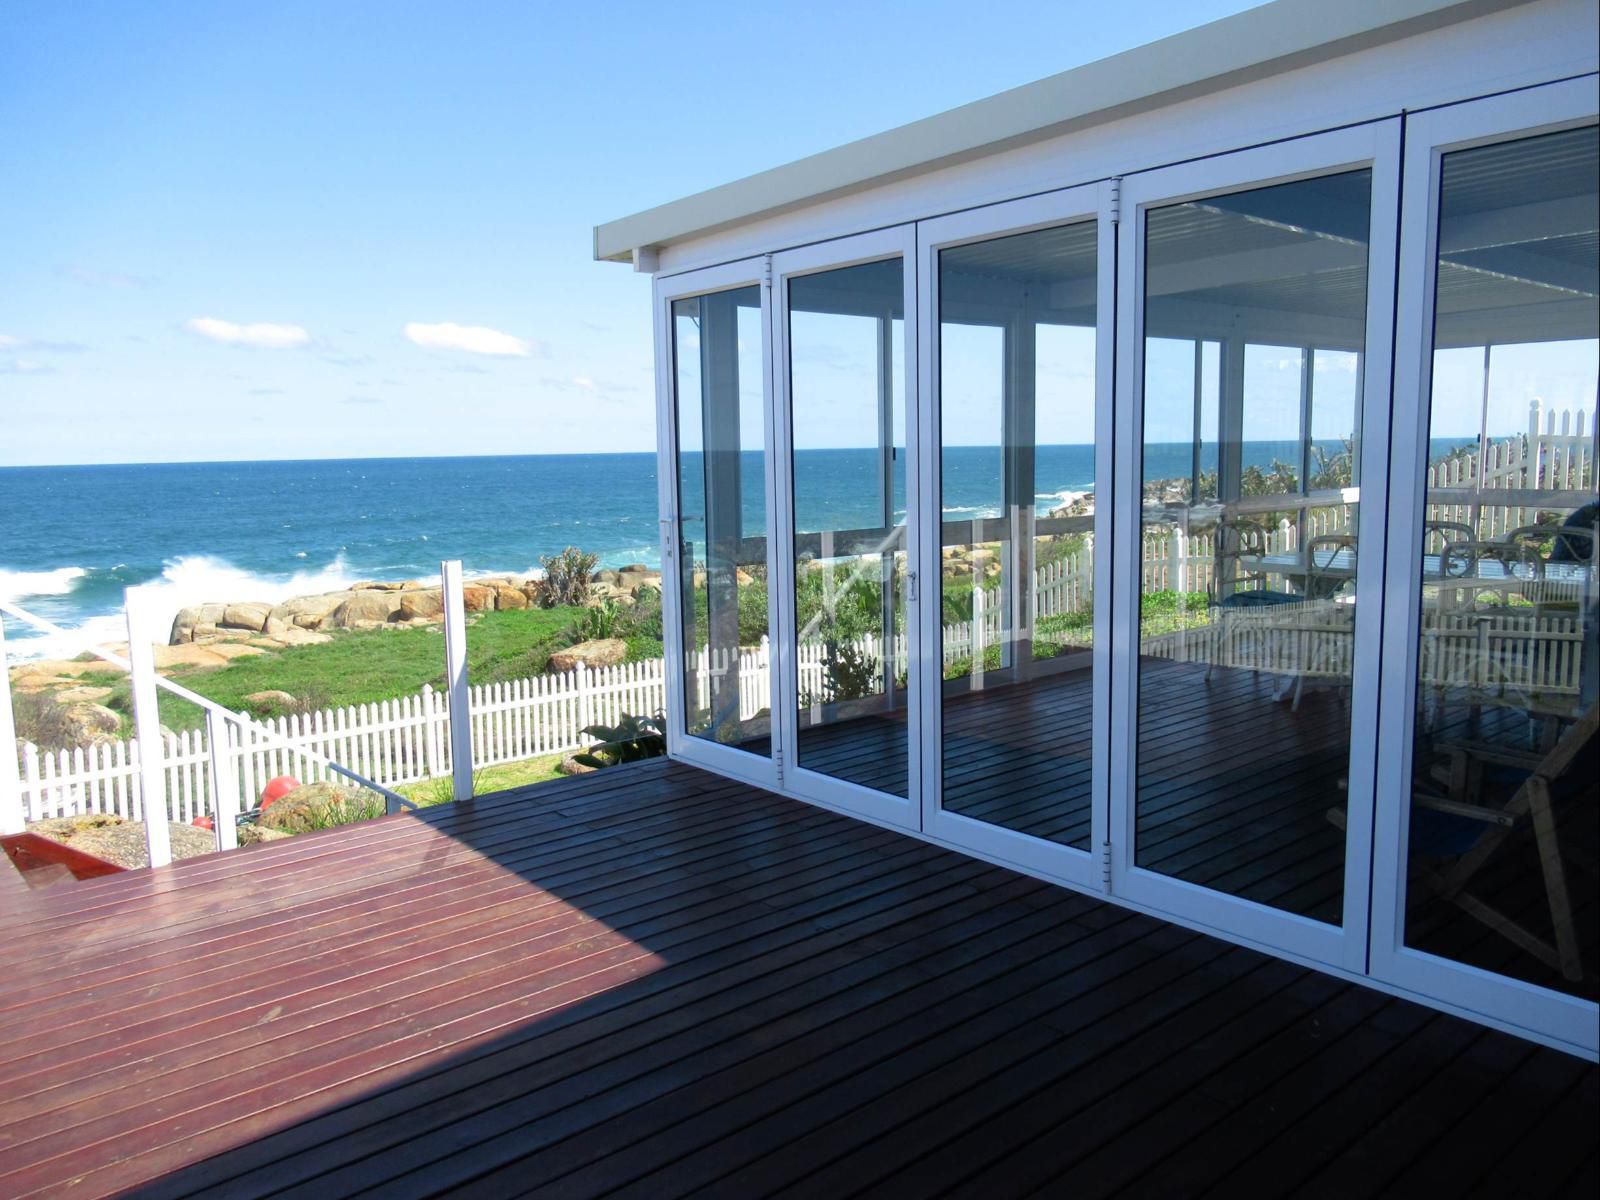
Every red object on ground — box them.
[192,816,215,831]
[260,776,301,809]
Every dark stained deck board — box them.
[0,756,1590,1199]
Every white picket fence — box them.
[1427,401,1593,538]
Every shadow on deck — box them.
[0,752,1593,1198]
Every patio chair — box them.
[1416,702,1596,981]
[1204,518,1301,681]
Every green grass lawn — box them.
[108,605,593,733]
[394,753,568,806]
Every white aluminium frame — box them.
[1371,76,1600,1059]
[652,255,782,790]
[914,183,1116,889]
[1110,120,1402,973]
[771,225,922,830]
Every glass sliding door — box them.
[917,186,1112,884]
[657,261,777,785]
[1112,124,1399,967]
[1374,81,1598,1056]
[774,228,921,825]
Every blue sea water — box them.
[0,440,1464,658]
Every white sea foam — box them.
[0,565,87,604]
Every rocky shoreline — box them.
[166,564,662,650]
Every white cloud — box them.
[185,317,310,349]
[1,359,54,375]
[572,375,596,390]
[0,334,18,349]
[404,321,531,357]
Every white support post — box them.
[126,586,172,869]
[204,708,240,852]
[0,615,25,834]
[576,662,592,738]
[440,560,474,804]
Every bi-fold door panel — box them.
[653,258,782,791]
[771,227,923,830]
[1109,121,1401,972]
[1371,78,1599,1058]
[914,184,1116,889]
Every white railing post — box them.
[440,560,474,804]
[0,615,24,834]
[204,707,239,852]
[126,586,172,869]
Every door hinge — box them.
[774,746,785,785]
[1108,178,1122,226]
[762,253,773,288]
[1100,839,1112,889]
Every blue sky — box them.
[0,0,1272,466]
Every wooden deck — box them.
[0,757,1594,1199]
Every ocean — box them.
[0,439,1457,659]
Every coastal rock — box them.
[243,690,297,709]
[53,685,115,704]
[617,564,654,590]
[268,592,349,630]
[349,581,410,592]
[461,585,494,613]
[238,824,293,847]
[221,602,272,632]
[258,627,331,648]
[328,591,404,629]
[494,586,528,610]
[556,755,596,776]
[59,702,121,744]
[547,638,627,673]
[151,643,234,670]
[170,603,227,644]
[398,590,444,621]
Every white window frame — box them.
[771,225,922,830]
[1370,77,1599,1059]
[1109,119,1402,973]
[653,256,782,790]
[914,182,1115,889]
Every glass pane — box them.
[672,285,771,749]
[1136,170,1372,923]
[1405,126,1598,999]
[937,221,1098,847]
[788,259,909,795]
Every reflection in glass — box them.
[1135,170,1372,922]
[937,221,1098,847]
[672,286,770,748]
[1404,127,1598,999]
[788,259,910,795]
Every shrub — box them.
[577,598,624,641]
[10,693,83,753]
[574,712,667,768]
[534,547,598,608]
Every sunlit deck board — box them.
[0,756,1592,1199]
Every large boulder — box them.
[494,586,528,610]
[243,690,297,709]
[59,702,121,744]
[170,603,226,644]
[547,638,627,673]
[221,602,272,632]
[328,591,404,629]
[461,585,495,613]
[267,592,350,631]
[398,590,444,621]
[616,564,656,591]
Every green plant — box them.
[254,782,386,833]
[534,546,598,608]
[574,712,667,768]
[577,598,624,640]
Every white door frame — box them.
[653,256,782,791]
[914,182,1115,889]
[770,225,922,829]
[1110,120,1402,973]
[1370,77,1599,1059]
